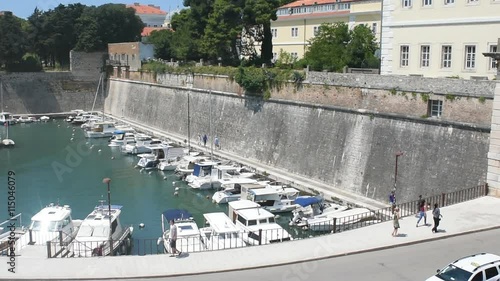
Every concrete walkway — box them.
[3,196,500,280]
[104,114,388,210]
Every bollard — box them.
[441,193,445,207]
[29,229,34,245]
[46,241,52,258]
[333,217,337,233]
[258,229,262,245]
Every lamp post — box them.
[102,177,113,256]
[394,151,404,205]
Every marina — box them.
[0,117,345,258]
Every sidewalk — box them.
[3,196,500,280]
[104,114,389,210]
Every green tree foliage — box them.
[0,12,27,68]
[305,22,380,71]
[202,0,243,65]
[305,22,350,72]
[147,30,175,60]
[75,4,144,52]
[346,24,380,69]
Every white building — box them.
[380,0,500,79]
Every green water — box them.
[0,120,304,253]
[0,120,225,242]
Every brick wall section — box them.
[69,51,107,80]
[107,79,489,203]
[0,72,102,114]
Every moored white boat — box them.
[68,202,133,257]
[84,122,117,138]
[158,209,206,254]
[40,116,50,122]
[303,207,372,232]
[122,134,156,154]
[136,144,185,170]
[228,200,292,245]
[108,131,136,147]
[212,178,262,203]
[199,212,247,251]
[0,112,16,126]
[246,186,301,213]
[289,196,348,227]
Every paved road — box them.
[116,228,500,281]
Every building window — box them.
[444,0,454,4]
[313,26,320,36]
[402,0,412,7]
[271,28,277,38]
[291,27,298,37]
[490,45,497,70]
[420,45,430,67]
[121,54,125,60]
[464,45,476,69]
[467,0,478,3]
[291,52,298,60]
[400,45,410,67]
[423,0,432,5]
[371,23,377,34]
[441,45,452,68]
[428,100,443,117]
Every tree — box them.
[147,29,175,59]
[0,12,27,68]
[75,4,144,52]
[346,24,380,69]
[170,9,202,61]
[304,22,350,72]
[202,0,243,65]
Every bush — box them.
[6,54,43,72]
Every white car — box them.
[426,253,500,281]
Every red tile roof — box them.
[142,27,167,36]
[281,0,356,8]
[127,3,167,15]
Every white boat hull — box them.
[212,192,240,204]
[85,131,114,138]
[2,139,15,146]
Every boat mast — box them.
[101,72,105,121]
[187,90,191,151]
[209,90,213,161]
[91,73,103,113]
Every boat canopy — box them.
[294,196,322,207]
[162,209,193,222]
[114,130,126,134]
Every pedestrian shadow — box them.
[177,252,189,258]
[435,229,447,233]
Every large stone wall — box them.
[69,50,107,80]
[0,72,102,114]
[107,78,489,203]
[155,72,493,126]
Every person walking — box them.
[214,136,220,149]
[202,134,208,147]
[169,220,181,257]
[416,198,427,227]
[392,207,400,237]
[197,134,202,146]
[432,203,443,233]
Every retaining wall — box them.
[107,78,490,203]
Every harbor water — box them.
[0,120,302,254]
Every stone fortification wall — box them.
[107,79,489,203]
[0,72,102,114]
[69,50,107,80]
[155,72,493,126]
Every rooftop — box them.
[281,0,356,8]
[31,204,72,222]
[142,27,166,37]
[237,208,275,220]
[452,253,500,273]
[203,212,240,233]
[127,3,167,15]
[228,200,261,211]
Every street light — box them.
[102,177,113,256]
[394,151,404,205]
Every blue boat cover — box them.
[193,164,201,177]
[294,196,322,207]
[113,130,126,134]
[162,209,193,222]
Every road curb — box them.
[17,225,500,280]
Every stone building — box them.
[107,42,154,71]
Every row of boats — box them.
[0,201,133,258]
[0,111,51,125]
[69,110,376,233]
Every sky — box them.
[0,0,185,19]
